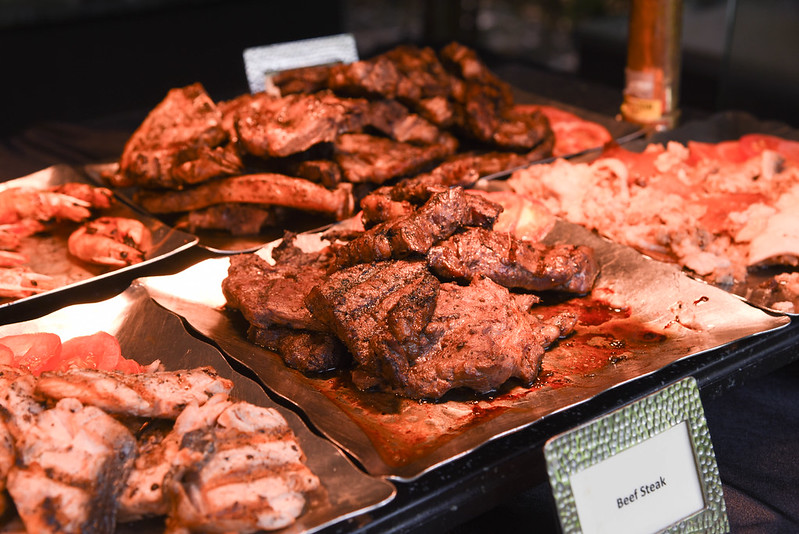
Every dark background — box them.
[1,0,797,138]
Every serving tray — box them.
[139,219,789,481]
[0,164,198,311]
[0,283,396,533]
[621,111,799,315]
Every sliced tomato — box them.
[0,332,62,375]
[53,331,122,372]
[0,344,13,365]
[714,140,748,164]
[739,134,799,165]
[686,140,720,165]
[114,356,145,374]
[600,145,663,182]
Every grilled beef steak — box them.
[333,186,503,269]
[235,90,370,158]
[428,227,599,294]
[222,235,347,373]
[305,259,440,390]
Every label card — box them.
[544,377,728,534]
[242,33,359,94]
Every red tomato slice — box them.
[687,140,720,165]
[53,331,122,372]
[739,134,799,165]
[714,140,748,164]
[0,333,62,375]
[114,356,145,374]
[0,344,13,365]
[600,145,662,182]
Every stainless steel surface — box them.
[0,284,396,533]
[0,164,198,309]
[139,219,789,481]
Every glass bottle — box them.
[620,0,683,131]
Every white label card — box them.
[544,377,728,534]
[570,421,704,534]
[242,33,359,94]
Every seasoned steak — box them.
[359,148,554,228]
[236,90,370,158]
[378,277,564,399]
[334,187,503,269]
[116,83,242,189]
[222,238,335,332]
[305,260,439,389]
[334,133,457,184]
[428,227,600,294]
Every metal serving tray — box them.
[621,111,799,315]
[0,164,198,311]
[0,283,396,533]
[138,219,789,481]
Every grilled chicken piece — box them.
[0,364,43,440]
[6,397,137,534]
[118,420,180,522]
[0,420,12,516]
[35,366,233,419]
[165,396,320,533]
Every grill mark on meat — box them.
[305,260,439,389]
[116,83,242,189]
[135,173,355,221]
[165,396,320,533]
[333,187,502,269]
[7,397,137,534]
[428,227,600,294]
[35,366,233,419]
[236,90,370,158]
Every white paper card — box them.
[242,33,359,94]
[570,421,705,534]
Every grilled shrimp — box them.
[68,216,152,267]
[0,267,57,299]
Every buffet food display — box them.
[1,38,797,533]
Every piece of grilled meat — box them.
[35,366,233,419]
[222,234,348,373]
[428,227,599,294]
[333,186,503,269]
[7,397,137,534]
[116,83,242,190]
[165,395,320,533]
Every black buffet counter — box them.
[1,64,798,534]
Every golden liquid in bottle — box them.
[621,0,683,130]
